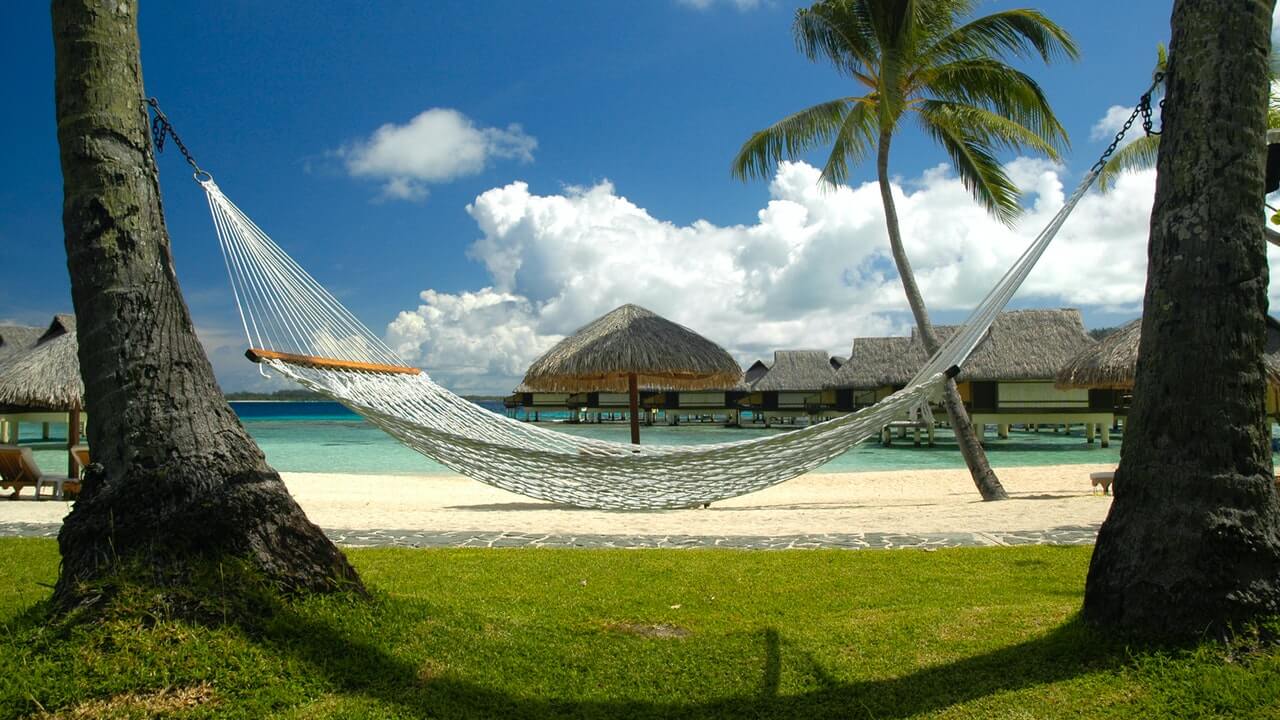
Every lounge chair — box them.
[0,445,75,500]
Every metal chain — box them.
[144,97,211,182]
[1090,72,1166,174]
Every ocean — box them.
[22,399,1136,477]
[227,400,1128,475]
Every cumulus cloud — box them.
[1089,104,1144,146]
[386,138,1181,394]
[339,108,536,201]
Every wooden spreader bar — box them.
[245,348,422,375]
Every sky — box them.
[1,1,1276,394]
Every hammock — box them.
[199,159,1100,509]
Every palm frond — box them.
[921,9,1079,65]
[920,111,1022,225]
[1095,135,1160,192]
[867,0,917,123]
[794,1,879,83]
[731,98,859,181]
[818,98,880,186]
[920,58,1069,151]
[917,100,1058,160]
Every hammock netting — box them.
[202,164,1100,509]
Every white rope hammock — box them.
[200,168,1099,509]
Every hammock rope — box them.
[180,75,1159,509]
[194,163,1096,509]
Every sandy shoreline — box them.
[0,464,1115,536]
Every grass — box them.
[1,539,1278,719]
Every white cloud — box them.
[340,108,536,201]
[1090,104,1142,146]
[388,156,1178,394]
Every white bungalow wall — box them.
[678,392,725,408]
[995,381,1088,409]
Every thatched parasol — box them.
[0,315,84,477]
[1054,319,1143,390]
[0,315,82,410]
[521,304,740,444]
[1056,317,1280,389]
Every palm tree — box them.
[52,0,363,611]
[732,0,1078,501]
[1084,0,1280,636]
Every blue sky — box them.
[0,1,1250,392]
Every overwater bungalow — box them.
[830,309,1112,445]
[1056,316,1280,422]
[744,350,838,426]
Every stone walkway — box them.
[0,522,1099,549]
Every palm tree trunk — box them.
[52,0,363,611]
[1083,0,1280,636]
[875,131,1008,501]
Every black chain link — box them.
[144,97,210,181]
[1090,72,1165,175]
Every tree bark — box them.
[51,0,363,609]
[1083,0,1280,636]
[876,131,1008,501]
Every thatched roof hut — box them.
[751,350,836,392]
[0,324,42,362]
[1055,317,1280,389]
[521,304,741,393]
[0,314,83,411]
[829,309,1095,389]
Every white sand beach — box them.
[0,464,1115,536]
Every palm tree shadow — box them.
[256,602,1133,719]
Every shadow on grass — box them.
[259,601,1127,719]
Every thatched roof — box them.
[743,359,772,385]
[751,350,836,392]
[829,309,1095,389]
[1056,317,1280,389]
[954,309,1095,382]
[0,314,83,411]
[0,324,42,362]
[829,336,916,389]
[520,304,741,393]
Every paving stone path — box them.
[0,522,1099,549]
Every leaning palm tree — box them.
[733,0,1078,501]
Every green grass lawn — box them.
[1,539,1277,719]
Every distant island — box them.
[225,389,509,403]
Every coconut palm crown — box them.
[732,0,1078,224]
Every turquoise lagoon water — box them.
[34,399,1265,477]
[230,401,1127,475]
